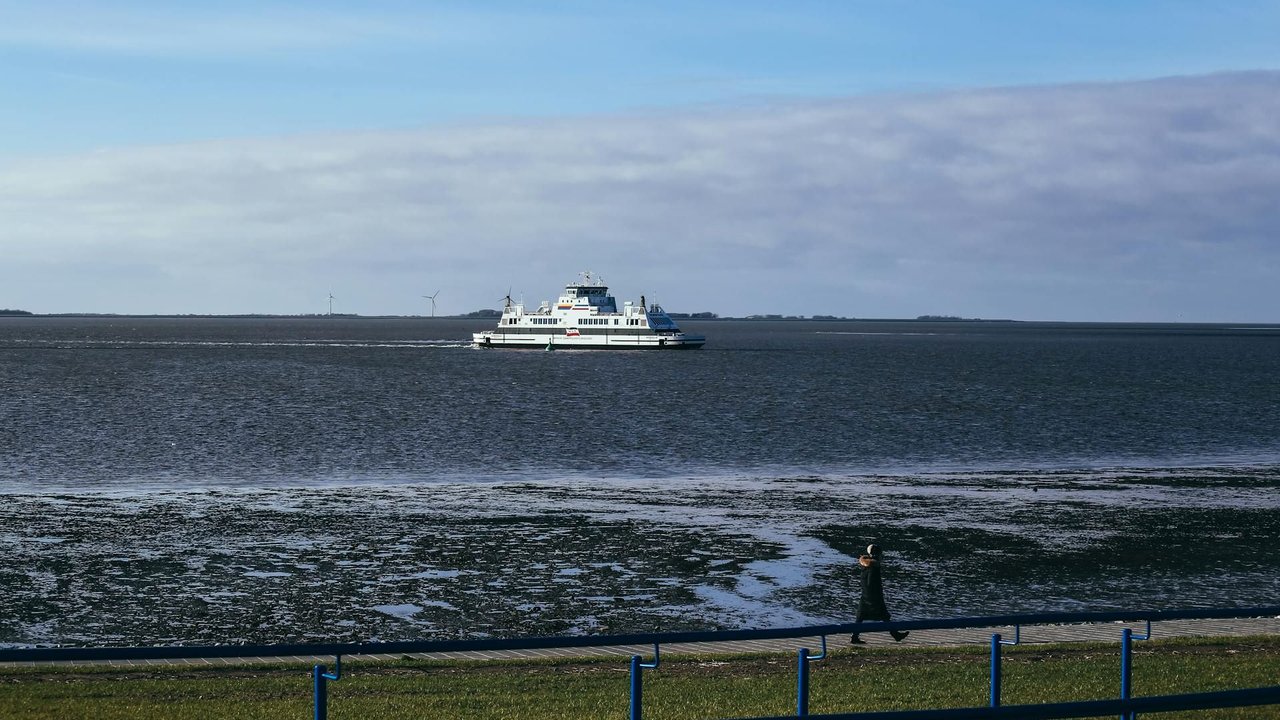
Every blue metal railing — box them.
[630,643,661,720]
[797,634,828,717]
[988,624,1020,708]
[1119,621,1152,720]
[311,654,341,720]
[1,606,1277,719]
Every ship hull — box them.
[473,331,704,349]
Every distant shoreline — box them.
[2,310,1280,324]
[4,312,1278,325]
[1,312,1025,322]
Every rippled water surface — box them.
[2,317,1278,646]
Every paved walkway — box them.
[6,617,1277,669]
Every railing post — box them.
[312,655,341,720]
[989,625,1021,707]
[629,644,659,720]
[630,654,643,720]
[797,647,810,717]
[795,636,827,717]
[1120,627,1133,720]
[313,664,328,720]
[990,633,1002,707]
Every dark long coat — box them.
[856,555,891,622]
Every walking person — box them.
[850,544,909,644]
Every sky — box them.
[2,1,1279,321]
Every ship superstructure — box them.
[473,272,705,349]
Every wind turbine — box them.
[327,292,335,316]
[422,290,441,317]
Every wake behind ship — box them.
[473,273,706,349]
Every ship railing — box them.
[2,606,1277,720]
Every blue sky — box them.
[5,1,1278,157]
[3,2,1280,319]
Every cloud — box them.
[2,72,1279,319]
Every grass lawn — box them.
[1,636,1277,719]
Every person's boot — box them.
[891,630,909,642]
[850,634,866,644]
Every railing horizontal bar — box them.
[2,606,1277,663]
[734,684,1280,720]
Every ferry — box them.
[473,273,706,350]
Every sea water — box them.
[1,317,1277,646]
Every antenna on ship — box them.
[501,287,513,309]
[422,290,440,317]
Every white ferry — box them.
[473,273,706,350]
